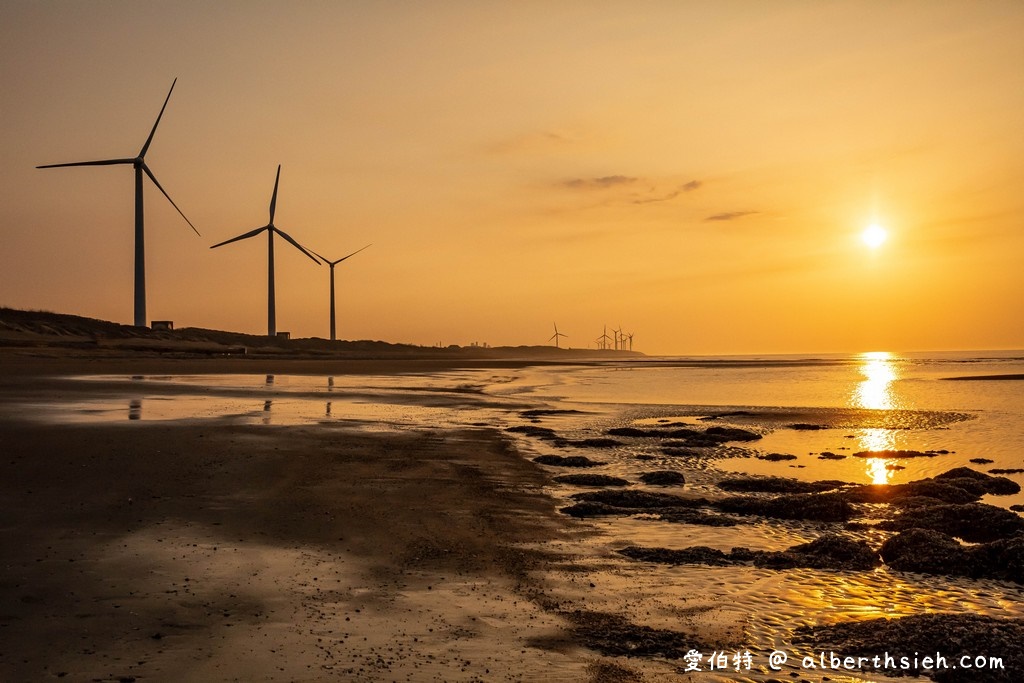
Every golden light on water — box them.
[866,455,896,485]
[853,352,900,484]
[853,351,898,410]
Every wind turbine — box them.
[210,165,320,337]
[309,244,371,341]
[548,323,568,349]
[597,325,613,350]
[37,78,200,328]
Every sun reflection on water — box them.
[853,352,901,484]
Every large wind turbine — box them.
[37,78,199,328]
[548,323,568,349]
[309,244,371,341]
[210,166,320,337]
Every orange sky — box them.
[2,1,1022,355]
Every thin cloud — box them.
[560,175,638,190]
[705,211,758,222]
[632,179,702,204]
[487,130,573,155]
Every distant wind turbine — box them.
[309,244,371,341]
[597,325,613,350]
[548,323,568,349]
[210,165,320,337]
[37,78,200,328]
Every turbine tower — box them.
[548,323,568,349]
[37,78,200,328]
[210,166,320,337]
[597,325,613,350]
[310,244,371,341]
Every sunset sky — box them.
[2,1,1022,355]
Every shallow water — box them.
[5,352,1024,681]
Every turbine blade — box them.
[142,164,200,236]
[37,158,136,169]
[139,78,176,158]
[274,227,321,264]
[269,165,281,224]
[335,243,371,264]
[210,226,268,249]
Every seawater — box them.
[5,351,1024,681]
[499,351,1024,496]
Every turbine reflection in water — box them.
[852,352,900,484]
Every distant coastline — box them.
[943,374,1024,381]
[0,306,643,364]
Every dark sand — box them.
[0,356,696,682]
[6,350,1023,682]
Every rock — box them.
[789,423,826,430]
[1011,504,1024,513]
[660,446,702,457]
[704,426,761,442]
[507,425,558,439]
[619,534,878,572]
[562,610,707,658]
[991,468,1024,475]
[971,458,995,464]
[850,449,943,459]
[878,502,1024,543]
[933,467,1021,495]
[972,535,1024,584]
[571,489,706,510]
[606,425,759,445]
[715,492,853,522]
[796,613,1024,682]
[638,471,686,486]
[607,427,660,437]
[881,529,1024,584]
[718,476,842,494]
[560,502,627,518]
[756,453,797,462]
[553,474,630,487]
[880,529,972,576]
[819,451,846,460]
[699,411,755,420]
[618,545,740,567]
[754,534,880,571]
[843,468,1020,506]
[656,510,739,526]
[533,455,604,468]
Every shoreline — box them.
[4,357,1024,681]
[1,358,711,682]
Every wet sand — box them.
[4,355,1024,682]
[0,358,704,682]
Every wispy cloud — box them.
[560,175,638,190]
[632,179,702,204]
[487,130,574,155]
[705,210,758,222]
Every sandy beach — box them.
[4,350,1024,683]
[0,355,706,683]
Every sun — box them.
[862,223,888,249]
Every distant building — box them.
[276,331,291,340]
[151,320,173,331]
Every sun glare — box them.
[862,224,888,249]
